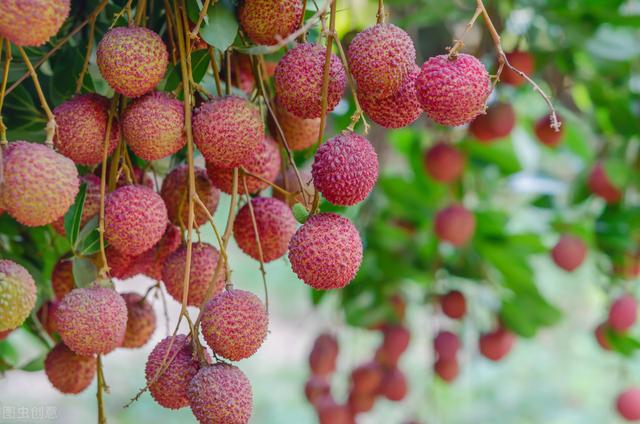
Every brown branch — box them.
[333,35,369,133]
[190,0,214,40]
[75,15,97,94]
[0,38,12,143]
[96,355,107,424]
[316,0,337,145]
[207,47,223,96]
[242,176,269,314]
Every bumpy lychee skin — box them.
[2,141,79,227]
[551,234,587,272]
[534,114,564,147]
[608,294,637,332]
[309,333,339,376]
[44,343,96,394]
[312,133,378,206]
[440,290,466,319]
[348,24,416,99]
[145,335,202,409]
[588,162,622,204]
[238,0,304,45]
[104,247,139,280]
[617,388,640,421]
[104,185,168,256]
[500,51,535,87]
[162,242,226,306]
[52,174,102,236]
[53,94,120,165]
[97,26,168,98]
[161,165,220,228]
[433,330,460,360]
[206,137,280,194]
[423,142,465,183]
[140,224,182,281]
[0,0,70,46]
[468,102,516,142]
[288,213,363,290]
[201,289,268,361]
[416,54,491,127]
[188,364,253,424]
[122,92,185,160]
[51,259,74,300]
[193,96,264,168]
[0,260,37,332]
[121,292,156,349]
[360,65,422,128]
[274,98,320,151]
[434,205,475,246]
[479,326,516,361]
[233,197,297,262]
[56,287,127,356]
[275,43,346,119]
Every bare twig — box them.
[242,176,269,314]
[316,0,337,145]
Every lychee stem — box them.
[316,0,337,145]
[96,355,107,424]
[333,35,369,134]
[207,46,223,96]
[75,15,97,94]
[0,38,12,143]
[240,167,292,198]
[376,0,386,24]
[189,0,212,42]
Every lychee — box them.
[104,185,168,256]
[305,376,331,404]
[608,294,637,332]
[274,98,320,151]
[379,368,408,401]
[423,142,465,183]
[500,51,535,87]
[312,133,378,206]
[56,286,127,356]
[551,234,586,272]
[187,363,253,424]
[309,333,339,376]
[192,96,264,168]
[139,224,182,281]
[162,242,226,306]
[588,162,622,203]
[0,259,37,332]
[468,102,516,142]
[534,113,564,147]
[434,205,475,246]
[104,246,139,280]
[594,323,611,351]
[288,213,362,290]
[51,174,102,236]
[348,24,416,99]
[434,357,459,383]
[51,259,74,299]
[233,197,297,262]
[0,0,70,46]
[238,0,304,45]
[350,361,383,394]
[160,165,220,228]
[1,141,79,227]
[122,92,185,160]
[316,397,354,424]
[348,391,375,414]
[273,169,315,207]
[617,387,640,421]
[440,290,466,319]
[206,136,280,194]
[275,42,346,119]
[479,326,515,361]
[416,53,491,126]
[200,289,268,361]
[97,26,168,98]
[433,330,460,360]
[44,343,96,394]
[376,324,410,368]
[121,292,156,349]
[38,300,60,335]
[145,334,202,409]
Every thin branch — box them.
[240,167,291,197]
[333,36,369,134]
[76,15,97,94]
[207,47,223,96]
[377,0,386,24]
[0,39,12,143]
[316,0,337,145]
[242,176,269,315]
[97,355,107,424]
[190,0,213,40]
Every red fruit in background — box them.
[433,330,461,360]
[534,113,564,147]
[348,391,376,414]
[0,329,12,340]
[377,325,410,368]
[305,376,331,404]
[309,333,339,376]
[616,387,640,421]
[423,142,465,183]
[238,0,304,46]
[587,162,622,204]
[594,323,611,351]
[440,290,466,319]
[551,234,587,272]
[38,300,60,335]
[51,259,75,299]
[608,295,637,332]
[468,102,516,142]
[121,292,156,349]
[479,326,516,361]
[44,343,96,394]
[434,205,475,246]
[434,357,459,383]
[350,361,383,394]
[500,51,535,87]
[316,397,354,424]
[379,368,408,401]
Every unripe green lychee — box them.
[201,289,268,361]
[51,259,74,300]
[439,290,466,319]
[275,43,346,119]
[51,174,102,236]
[145,335,202,409]
[1,141,79,227]
[0,0,70,46]
[608,294,637,332]
[479,325,515,361]
[53,94,120,165]
[288,213,363,290]
[551,234,586,272]
[160,165,220,228]
[238,0,304,45]
[434,204,475,246]
[187,363,253,424]
[192,96,264,168]
[274,98,320,151]
[311,133,378,206]
[206,136,280,194]
[423,142,465,183]
[44,343,96,394]
[348,23,416,99]
[97,26,168,98]
[416,54,491,126]
[162,242,226,306]
[0,259,37,332]
[500,51,535,87]
[56,287,128,356]
[233,197,297,262]
[121,292,156,349]
[122,92,186,160]
[534,113,564,147]
[468,102,516,142]
[104,185,168,256]
[309,333,339,376]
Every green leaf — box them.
[605,329,640,357]
[64,182,87,247]
[163,50,210,92]
[75,216,102,256]
[292,203,309,224]
[199,2,238,52]
[21,354,45,372]
[71,257,97,288]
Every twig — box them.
[97,355,107,424]
[0,38,12,143]
[242,176,269,315]
[316,0,337,145]
[333,36,369,133]
[240,167,291,197]
[447,5,482,59]
[76,15,97,94]
[377,0,386,24]
[134,0,148,26]
[190,0,213,40]
[207,47,223,96]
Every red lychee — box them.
[376,324,410,369]
[608,294,637,332]
[535,113,564,147]
[316,397,354,424]
[309,333,339,376]
[423,142,465,183]
[0,0,70,46]
[44,343,96,394]
[588,162,622,203]
[274,98,320,151]
[468,102,516,142]
[38,300,60,335]
[617,388,640,421]
[305,376,331,404]
[350,361,383,394]
[500,51,535,87]
[379,368,408,401]
[440,290,466,319]
[121,292,156,349]
[551,234,587,272]
[479,325,516,361]
[51,259,75,300]
[434,357,459,383]
[594,323,611,351]
[433,330,460,360]
[434,205,475,246]
[139,224,182,281]
[348,391,375,414]
[238,0,304,45]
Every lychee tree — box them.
[0,0,638,423]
